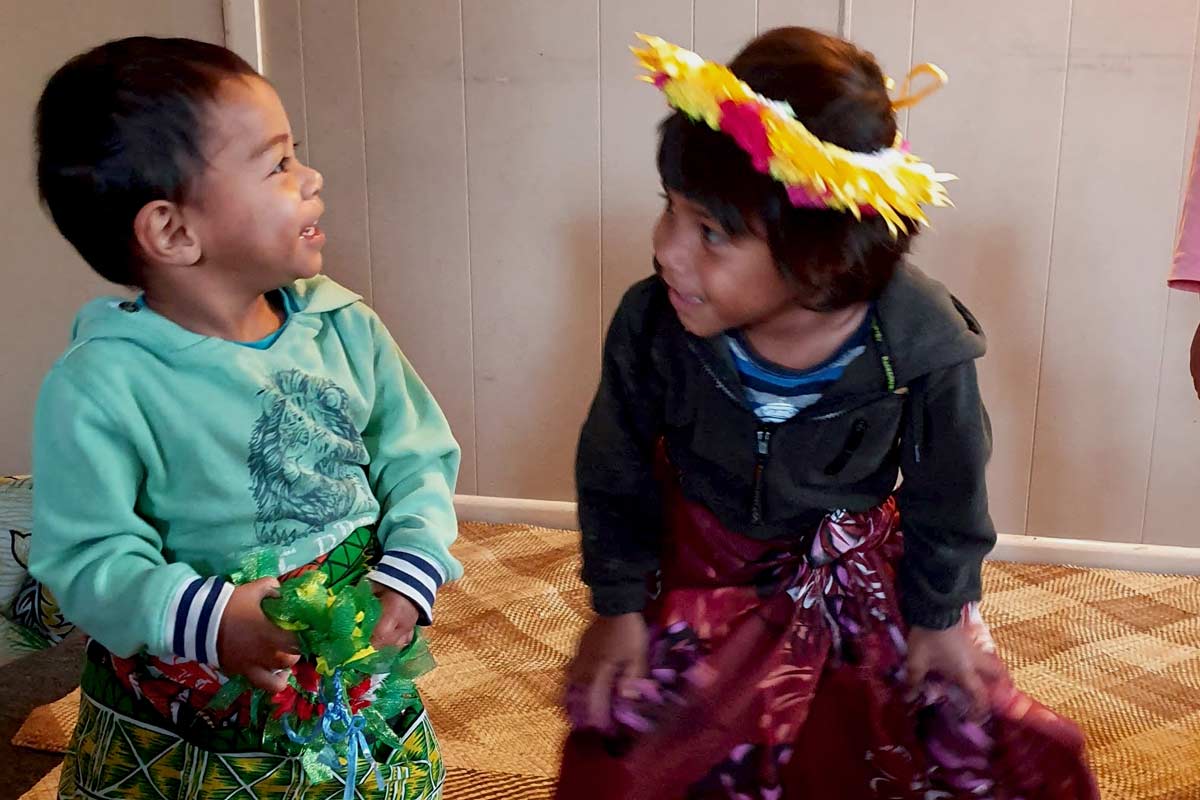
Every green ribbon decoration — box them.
[209,547,436,787]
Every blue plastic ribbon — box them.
[321,671,382,799]
[281,670,383,797]
[281,715,318,745]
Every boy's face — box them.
[183,77,325,293]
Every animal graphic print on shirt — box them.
[248,370,376,546]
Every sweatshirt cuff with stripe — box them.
[366,548,447,625]
[167,575,235,667]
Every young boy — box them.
[31,36,457,798]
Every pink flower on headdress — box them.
[787,184,880,216]
[718,100,772,173]
[786,185,829,208]
[653,73,670,88]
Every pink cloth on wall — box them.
[1171,128,1200,292]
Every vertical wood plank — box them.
[847,0,912,75]
[296,1,373,301]
[757,0,841,35]
[170,0,226,45]
[905,0,1072,536]
[357,0,478,494]
[695,0,756,62]
[0,2,221,474]
[848,0,914,131]
[1145,287,1200,546]
[220,0,262,69]
[600,2,692,322]
[259,0,308,152]
[1028,0,1199,542]
[463,0,601,500]
[1143,5,1200,546]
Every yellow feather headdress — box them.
[633,34,955,235]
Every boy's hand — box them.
[368,581,421,650]
[217,577,301,693]
[906,623,1003,720]
[566,613,648,730]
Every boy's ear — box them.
[132,200,202,267]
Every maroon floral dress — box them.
[558,464,1099,799]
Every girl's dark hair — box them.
[36,36,259,286]
[657,27,913,310]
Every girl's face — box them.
[653,190,797,337]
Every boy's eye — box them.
[659,191,673,215]
[270,158,289,176]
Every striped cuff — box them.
[367,549,447,625]
[166,576,234,666]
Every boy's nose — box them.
[304,166,323,199]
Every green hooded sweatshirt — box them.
[30,276,460,666]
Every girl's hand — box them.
[906,623,1003,719]
[566,612,649,730]
[368,582,421,650]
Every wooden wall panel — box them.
[260,0,308,152]
[757,0,842,35]
[0,1,223,474]
[695,0,756,61]
[295,1,373,300]
[906,0,1073,537]
[9,1,1200,551]
[461,0,601,500]
[599,1,691,323]
[848,0,914,131]
[358,0,478,494]
[1144,6,1200,547]
[1028,0,1199,541]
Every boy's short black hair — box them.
[36,36,259,286]
[657,27,913,311]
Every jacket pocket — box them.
[778,393,906,487]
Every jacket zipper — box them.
[685,337,904,523]
[751,425,772,524]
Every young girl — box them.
[559,28,1098,799]
[31,37,456,798]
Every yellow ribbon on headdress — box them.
[889,63,949,110]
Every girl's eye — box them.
[659,192,674,215]
[271,158,289,176]
[701,224,727,245]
